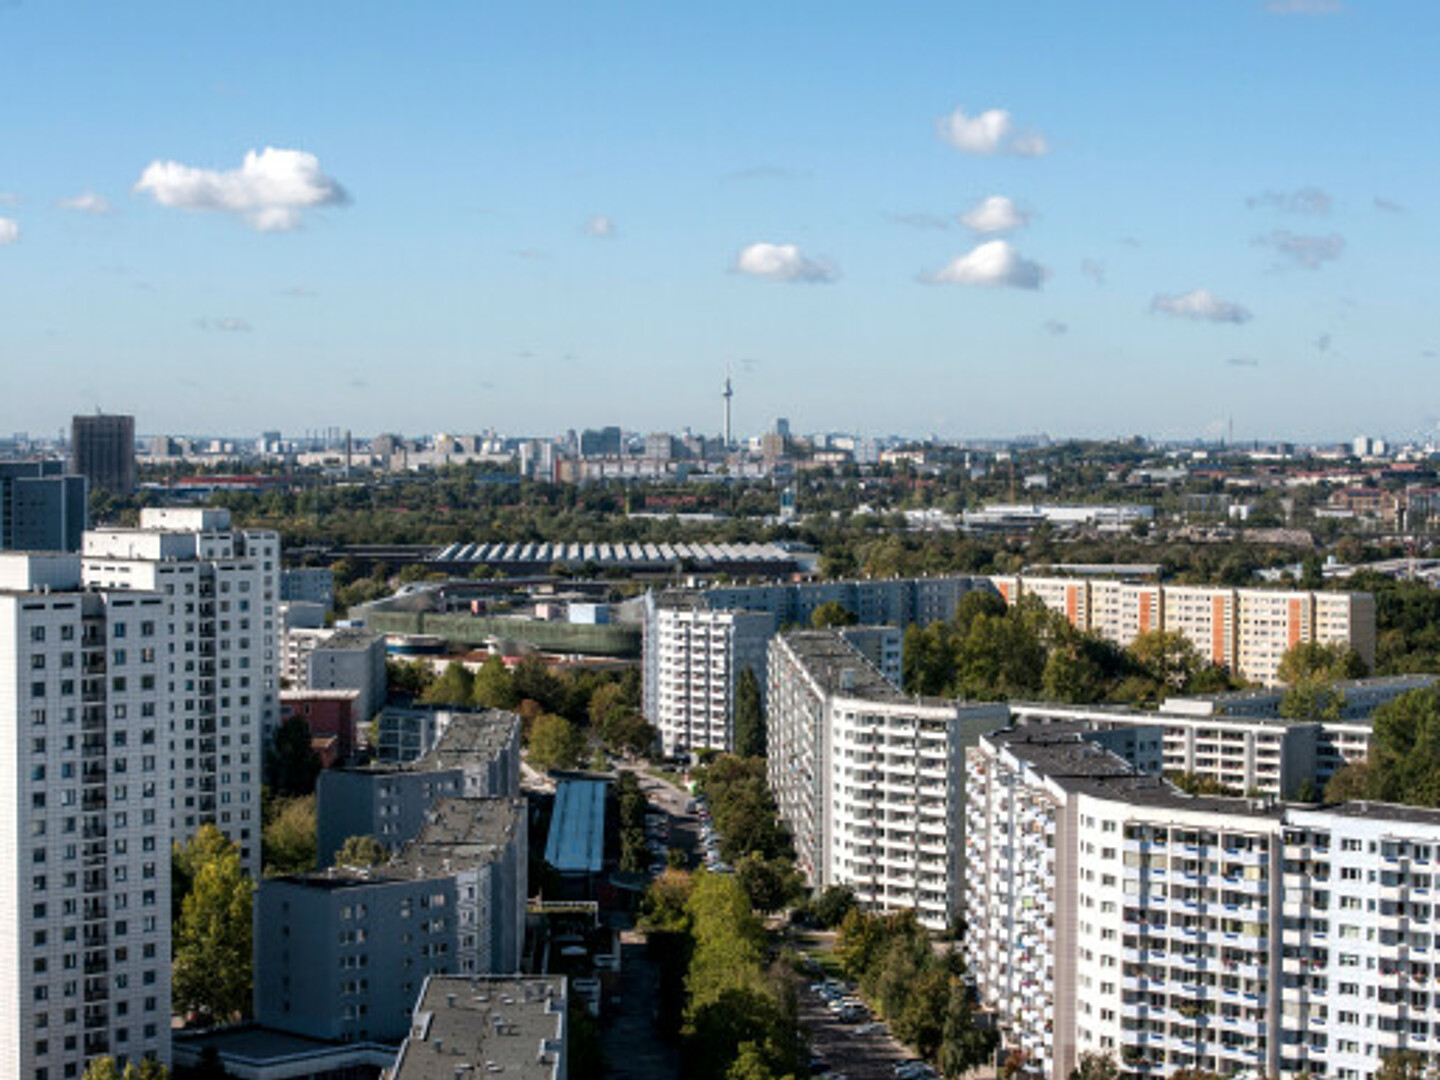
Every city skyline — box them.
[2,1,1436,442]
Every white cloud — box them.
[1042,319,1069,336]
[1375,196,1405,214]
[960,195,1031,234]
[0,217,18,245]
[1257,229,1345,269]
[134,147,348,232]
[1247,186,1331,215]
[924,240,1045,290]
[1150,288,1253,324]
[57,191,112,215]
[936,107,1048,157]
[734,242,836,283]
[584,214,614,238]
[197,316,252,332]
[1081,258,1106,285]
[1265,0,1343,14]
[0,192,19,207]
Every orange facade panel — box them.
[1211,595,1227,665]
[1065,585,1080,627]
[1139,593,1153,634]
[1288,597,1304,648]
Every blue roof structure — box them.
[544,778,607,874]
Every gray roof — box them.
[987,723,1286,819]
[315,626,384,651]
[316,797,525,885]
[409,710,520,774]
[779,630,911,704]
[392,976,566,1080]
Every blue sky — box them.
[0,0,1435,443]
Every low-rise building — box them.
[317,709,520,868]
[280,689,361,768]
[389,975,566,1080]
[283,627,387,726]
[255,797,528,1044]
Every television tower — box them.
[722,374,734,450]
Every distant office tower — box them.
[70,413,136,495]
[578,426,623,458]
[83,508,279,878]
[0,460,88,551]
[0,553,174,1078]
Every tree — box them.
[472,654,520,710]
[1375,1050,1429,1080]
[737,854,799,914]
[1069,1052,1120,1080]
[263,795,317,876]
[1324,760,1370,801]
[733,667,766,758]
[422,660,475,707]
[527,714,585,771]
[1366,687,1440,806]
[386,657,434,698]
[810,601,858,629]
[1278,641,1368,685]
[83,1059,170,1080]
[334,833,389,867]
[940,976,997,1079]
[174,831,254,1022]
[1281,679,1346,724]
[1130,630,1203,692]
[811,884,856,928]
[173,824,238,921]
[512,656,567,715]
[265,715,321,798]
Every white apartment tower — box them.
[968,722,1440,1080]
[83,508,278,877]
[767,630,1007,929]
[0,553,174,1080]
[644,596,774,756]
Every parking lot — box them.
[799,978,927,1080]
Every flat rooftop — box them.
[780,630,912,704]
[392,975,565,1080]
[309,797,525,886]
[316,626,384,650]
[544,778,607,874]
[987,723,1287,819]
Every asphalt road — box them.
[799,985,917,1080]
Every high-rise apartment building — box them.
[767,630,1007,929]
[642,576,994,755]
[0,553,174,1080]
[967,722,1440,1080]
[992,576,1375,686]
[643,595,774,756]
[0,461,88,552]
[70,414,136,496]
[82,508,278,877]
